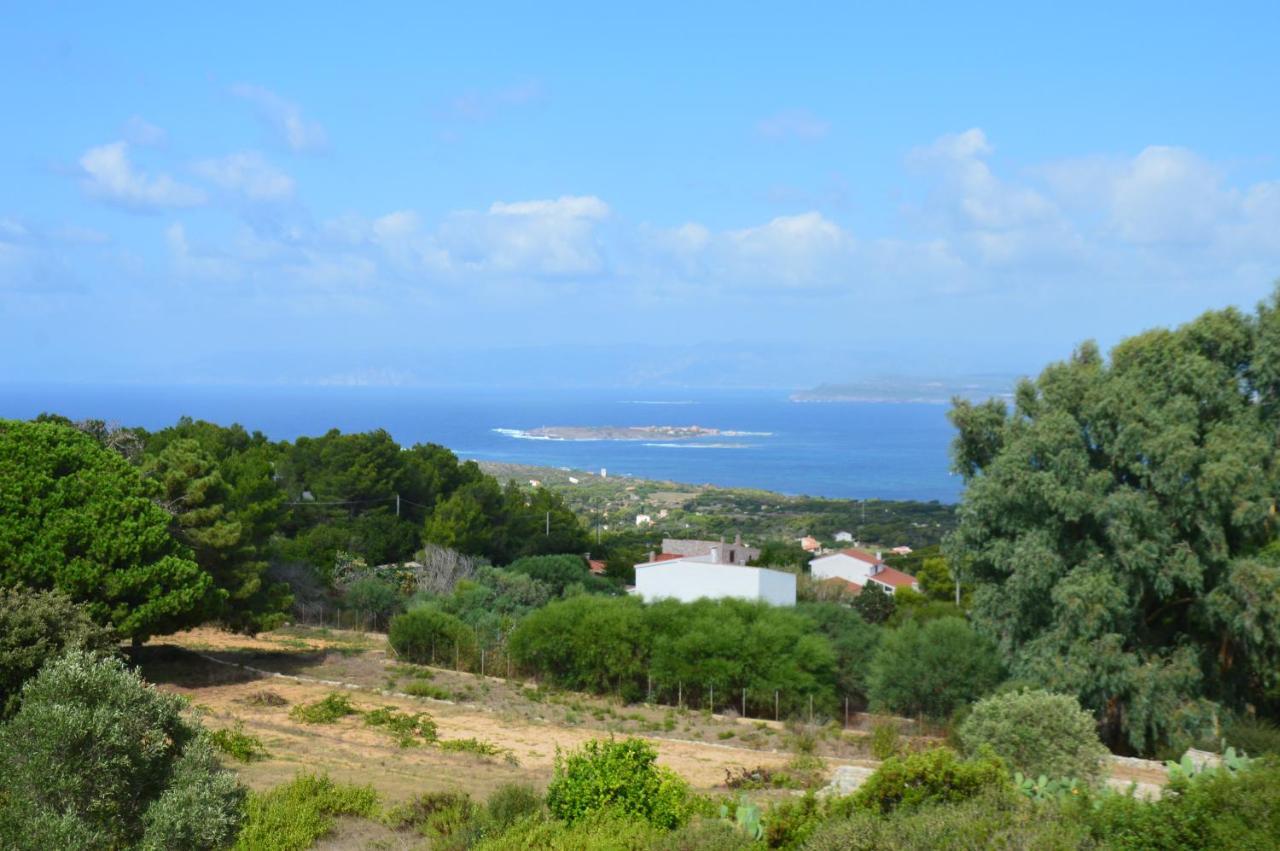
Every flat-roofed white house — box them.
[634,546,795,606]
[809,548,919,595]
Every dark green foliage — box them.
[510,596,837,713]
[385,790,478,842]
[141,432,290,634]
[850,586,896,624]
[1224,716,1280,756]
[0,651,244,850]
[802,788,1086,850]
[546,738,690,829]
[849,748,1010,815]
[233,773,377,851]
[340,576,402,630]
[0,419,216,642]
[751,540,811,570]
[483,783,543,832]
[389,606,477,666]
[867,617,1003,719]
[0,586,116,717]
[1074,758,1280,850]
[958,688,1109,782]
[798,602,880,707]
[948,297,1280,751]
[504,554,616,597]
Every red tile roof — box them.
[838,548,882,564]
[588,559,607,575]
[868,566,917,588]
[654,552,684,562]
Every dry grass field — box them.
[130,625,1168,809]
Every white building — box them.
[662,534,759,566]
[834,531,854,543]
[634,548,795,606]
[809,548,919,595]
[635,513,653,527]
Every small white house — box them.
[634,549,795,606]
[635,514,653,527]
[834,531,854,543]
[809,548,918,595]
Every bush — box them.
[472,809,659,851]
[545,738,690,829]
[867,617,1002,719]
[340,576,402,631]
[484,783,543,831]
[233,773,378,851]
[0,586,117,717]
[1076,757,1280,850]
[209,722,269,762]
[363,706,438,747]
[0,651,244,850]
[803,788,1087,850]
[958,688,1109,782]
[869,720,901,760]
[849,748,1010,815]
[1223,716,1280,757]
[389,606,477,666]
[402,679,452,700]
[288,692,358,724]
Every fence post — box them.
[742,687,746,718]
[845,696,849,728]
[481,648,485,678]
[809,694,813,725]
[678,681,682,710]
[775,690,779,721]
[709,683,714,713]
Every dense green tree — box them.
[389,606,478,667]
[751,540,812,571]
[958,689,1109,782]
[851,586,897,624]
[341,577,402,631]
[0,420,216,642]
[867,617,1003,719]
[947,297,1280,750]
[423,479,507,558]
[798,602,882,708]
[0,587,116,717]
[0,651,244,849]
[142,438,290,633]
[504,554,615,597]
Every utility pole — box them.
[395,493,400,517]
[545,510,550,536]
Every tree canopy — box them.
[947,295,1280,751]
[0,420,216,642]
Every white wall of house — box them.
[635,560,796,606]
[809,553,876,586]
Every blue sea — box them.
[0,385,963,503]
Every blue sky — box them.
[3,2,1279,387]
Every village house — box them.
[634,545,795,606]
[798,535,820,553]
[661,533,759,566]
[635,513,653,527]
[808,548,919,595]
[834,531,854,543]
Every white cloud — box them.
[1110,146,1231,244]
[231,84,328,152]
[194,151,295,201]
[436,195,612,278]
[122,116,167,146]
[755,109,830,141]
[719,212,853,287]
[79,142,206,211]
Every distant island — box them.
[791,376,1017,404]
[495,424,771,441]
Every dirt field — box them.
[132,625,1167,805]
[134,626,873,804]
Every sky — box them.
[2,2,1279,388]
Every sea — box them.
[0,385,964,503]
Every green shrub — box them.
[869,720,901,760]
[546,738,690,829]
[867,617,1003,719]
[958,688,1109,782]
[288,692,358,724]
[233,773,377,851]
[850,747,1010,815]
[1224,716,1280,757]
[439,737,516,763]
[484,783,543,830]
[209,722,269,762]
[363,706,438,747]
[802,788,1086,850]
[472,809,659,850]
[389,607,477,666]
[0,586,117,717]
[650,816,753,850]
[385,790,477,839]
[0,651,244,850]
